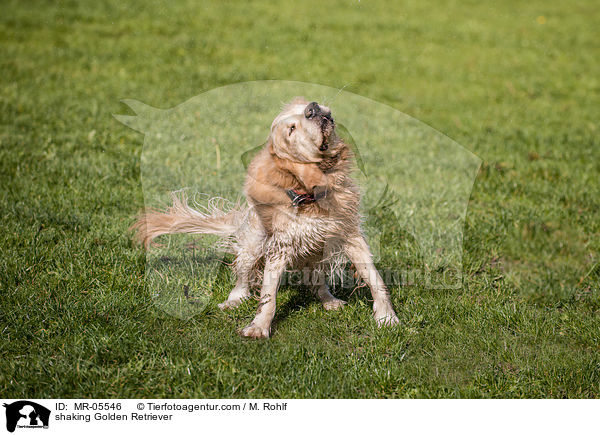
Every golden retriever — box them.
[132,97,399,338]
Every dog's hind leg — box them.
[218,247,257,310]
[218,210,265,310]
[218,275,250,310]
[345,235,399,327]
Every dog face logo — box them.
[3,401,50,432]
[115,81,481,320]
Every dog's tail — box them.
[131,192,244,249]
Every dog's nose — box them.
[304,102,320,119]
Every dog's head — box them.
[268,97,337,162]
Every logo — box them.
[3,401,50,433]
[115,81,481,320]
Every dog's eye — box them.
[288,125,296,136]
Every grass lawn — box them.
[1,0,599,398]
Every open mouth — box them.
[319,116,335,150]
[320,113,335,134]
[304,102,335,151]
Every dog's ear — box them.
[266,127,295,162]
[266,131,282,157]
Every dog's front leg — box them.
[345,236,400,327]
[240,254,287,339]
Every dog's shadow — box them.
[273,273,362,321]
[274,286,315,320]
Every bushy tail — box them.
[131,192,244,248]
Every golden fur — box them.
[132,98,399,338]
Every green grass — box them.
[1,0,599,398]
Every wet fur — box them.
[131,98,399,338]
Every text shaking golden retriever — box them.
[132,98,399,338]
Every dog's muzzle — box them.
[304,102,334,151]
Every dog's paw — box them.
[375,313,400,327]
[322,298,347,311]
[240,323,271,339]
[218,299,245,310]
[373,302,399,327]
